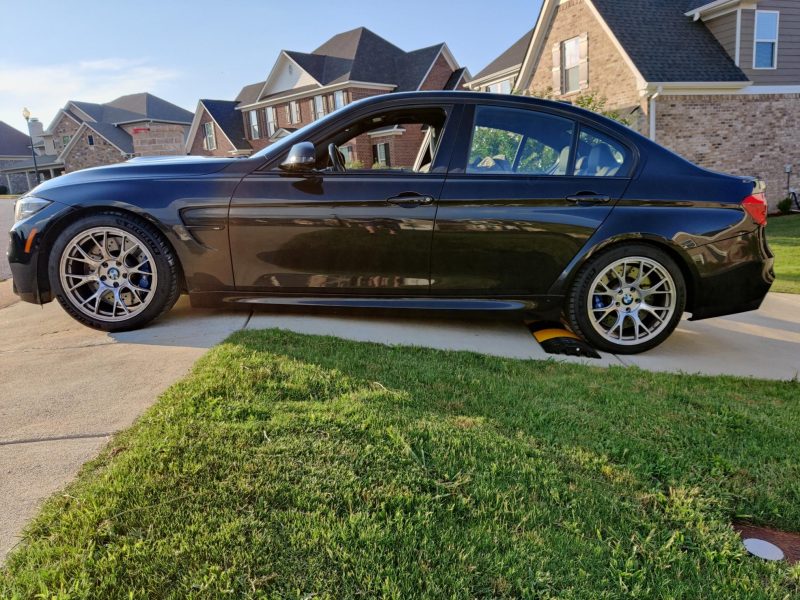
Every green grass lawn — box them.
[2,330,799,598]
[769,214,800,294]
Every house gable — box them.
[259,53,321,100]
[520,0,645,111]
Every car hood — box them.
[28,155,240,196]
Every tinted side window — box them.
[574,126,631,177]
[467,106,575,176]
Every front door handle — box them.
[566,193,611,205]
[387,193,434,207]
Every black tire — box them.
[48,211,181,332]
[565,244,686,354]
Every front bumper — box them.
[7,201,74,304]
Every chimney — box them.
[27,118,44,141]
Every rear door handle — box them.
[387,194,435,207]
[566,194,611,204]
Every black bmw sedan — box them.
[7,91,773,354]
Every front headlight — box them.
[14,196,52,223]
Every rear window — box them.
[574,126,632,177]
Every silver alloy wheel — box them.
[59,226,158,322]
[587,256,677,347]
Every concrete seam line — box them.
[241,309,254,330]
[0,432,114,447]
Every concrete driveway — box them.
[2,198,799,561]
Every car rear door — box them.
[431,102,634,297]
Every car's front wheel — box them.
[565,244,686,354]
[49,212,180,331]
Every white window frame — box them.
[486,79,512,95]
[333,90,346,110]
[375,142,389,167]
[249,110,260,139]
[266,106,277,137]
[288,101,301,124]
[561,37,581,94]
[313,95,326,120]
[753,10,779,70]
[203,121,216,150]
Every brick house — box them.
[186,27,469,168]
[475,0,799,209]
[0,121,35,194]
[1,93,193,191]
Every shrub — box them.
[777,197,792,214]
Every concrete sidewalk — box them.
[0,294,248,560]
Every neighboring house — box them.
[186,27,469,167]
[466,28,533,94]
[483,0,798,209]
[0,121,35,194]
[1,93,193,191]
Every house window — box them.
[266,106,277,136]
[62,135,70,146]
[87,134,94,147]
[372,142,390,167]
[754,11,779,69]
[313,95,326,120]
[561,37,581,93]
[249,110,260,139]
[487,79,513,94]
[203,122,216,151]
[334,90,347,110]
[340,145,354,164]
[287,101,300,124]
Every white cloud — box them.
[0,58,180,133]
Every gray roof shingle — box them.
[252,27,454,101]
[201,99,250,150]
[235,81,266,106]
[591,0,749,83]
[0,121,32,156]
[473,28,534,81]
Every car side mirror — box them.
[279,142,316,173]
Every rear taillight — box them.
[742,193,768,226]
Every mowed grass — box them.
[769,214,800,294]
[2,330,800,598]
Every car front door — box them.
[229,102,460,295]
[431,102,634,298]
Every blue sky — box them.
[0,0,542,134]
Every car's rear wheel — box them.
[49,212,180,331]
[565,244,686,354]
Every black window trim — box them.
[259,101,463,178]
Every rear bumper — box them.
[7,201,73,304]
[687,227,774,320]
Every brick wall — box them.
[655,93,800,210]
[188,107,238,157]
[420,53,455,91]
[123,123,187,156]
[0,159,29,194]
[527,0,643,113]
[62,128,125,173]
[51,115,81,155]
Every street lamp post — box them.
[22,107,41,186]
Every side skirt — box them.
[188,291,563,318]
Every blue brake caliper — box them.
[139,262,152,290]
